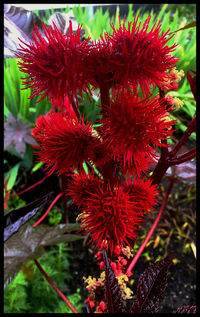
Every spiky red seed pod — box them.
[67,171,104,208]
[104,15,179,94]
[99,89,175,173]
[123,178,158,215]
[31,112,100,175]
[16,21,91,105]
[78,183,145,254]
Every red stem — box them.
[71,96,81,120]
[168,147,196,165]
[33,259,78,313]
[10,174,49,197]
[33,192,63,227]
[126,179,174,275]
[169,113,196,158]
[99,84,118,188]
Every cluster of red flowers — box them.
[84,245,134,313]
[16,15,178,105]
[68,171,158,252]
[17,14,178,255]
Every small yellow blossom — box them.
[83,276,99,290]
[173,97,184,109]
[121,246,134,259]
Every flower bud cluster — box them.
[83,245,134,313]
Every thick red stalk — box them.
[33,259,78,313]
[99,84,118,188]
[126,179,174,275]
[151,113,196,186]
[168,147,196,165]
[169,113,196,158]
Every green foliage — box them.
[4,58,52,189]
[4,243,83,313]
[4,58,52,123]
[4,195,26,214]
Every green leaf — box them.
[31,161,43,173]
[5,163,21,191]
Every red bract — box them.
[123,178,158,215]
[31,112,100,175]
[78,182,144,254]
[104,16,178,94]
[99,90,175,173]
[16,21,91,105]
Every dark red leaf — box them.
[129,252,173,313]
[173,305,196,313]
[4,192,53,241]
[102,248,126,313]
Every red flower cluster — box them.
[32,112,101,175]
[16,15,178,105]
[16,21,91,105]
[84,245,135,312]
[68,171,158,253]
[98,89,175,175]
[19,14,177,255]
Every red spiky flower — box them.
[31,112,101,175]
[104,15,179,94]
[75,179,146,254]
[67,171,104,208]
[16,21,91,106]
[123,178,158,215]
[99,89,175,174]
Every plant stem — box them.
[99,84,118,188]
[168,147,196,165]
[169,113,196,158]
[150,160,170,186]
[33,192,63,227]
[126,179,174,275]
[33,259,78,313]
[10,174,49,197]
[71,96,81,120]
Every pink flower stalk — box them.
[98,89,176,175]
[104,15,179,94]
[16,21,91,105]
[31,112,101,175]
